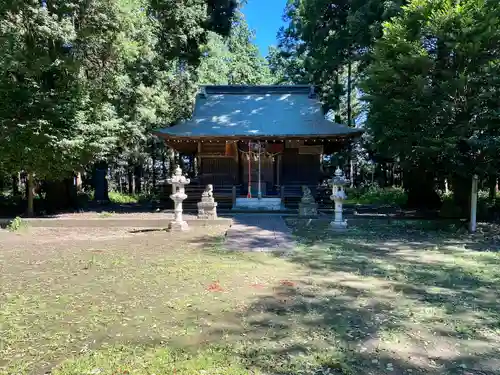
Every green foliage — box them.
[363,0,500,181]
[0,0,124,179]
[346,185,408,206]
[108,191,139,204]
[54,345,257,375]
[439,190,500,220]
[149,0,236,66]
[0,0,236,214]
[108,190,153,204]
[98,211,114,218]
[273,0,406,112]
[198,10,272,85]
[267,0,310,85]
[6,216,26,232]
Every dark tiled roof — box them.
[156,85,363,138]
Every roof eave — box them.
[153,130,364,140]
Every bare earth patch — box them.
[1,219,499,375]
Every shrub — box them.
[439,190,500,221]
[347,184,407,206]
[7,216,27,232]
[108,191,139,204]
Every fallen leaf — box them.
[280,280,295,287]
[207,281,224,292]
[250,283,265,289]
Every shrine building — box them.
[155,85,363,210]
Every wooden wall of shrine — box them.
[281,148,322,185]
[165,138,335,192]
[197,142,238,186]
[191,140,322,191]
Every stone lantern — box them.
[329,167,349,230]
[166,165,190,231]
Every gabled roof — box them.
[155,85,363,139]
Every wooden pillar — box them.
[469,175,478,233]
[276,154,281,187]
[197,141,202,177]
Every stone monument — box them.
[197,184,218,219]
[166,165,190,231]
[298,185,318,216]
[329,167,348,230]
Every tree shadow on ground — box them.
[187,218,500,374]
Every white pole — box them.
[469,174,478,233]
[258,141,262,199]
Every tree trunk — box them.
[75,172,82,192]
[128,162,135,195]
[93,162,109,202]
[26,172,34,217]
[152,142,157,191]
[12,173,20,195]
[162,148,167,179]
[134,165,142,194]
[350,159,354,188]
[383,163,388,187]
[488,176,497,201]
[347,55,352,128]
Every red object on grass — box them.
[280,280,296,287]
[206,281,224,292]
[250,283,265,289]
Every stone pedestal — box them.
[169,220,189,231]
[166,166,190,231]
[329,167,348,230]
[198,185,218,219]
[299,202,318,216]
[299,186,318,216]
[234,198,283,210]
[330,199,348,230]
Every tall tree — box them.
[198,9,271,85]
[149,0,236,66]
[267,0,406,116]
[198,32,232,84]
[267,0,310,85]
[0,0,126,215]
[362,0,500,210]
[0,0,237,214]
[227,10,272,84]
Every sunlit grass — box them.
[1,220,500,375]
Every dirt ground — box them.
[1,219,499,375]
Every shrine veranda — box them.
[155,85,363,210]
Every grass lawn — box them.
[1,219,499,375]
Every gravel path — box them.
[224,215,295,252]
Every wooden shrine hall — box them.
[155,85,363,210]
